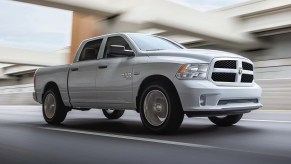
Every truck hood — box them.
[144,49,245,63]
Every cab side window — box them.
[103,36,132,58]
[79,39,103,61]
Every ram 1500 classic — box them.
[33,33,262,133]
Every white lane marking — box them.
[40,127,291,158]
[41,127,217,149]
[241,119,291,123]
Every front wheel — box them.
[139,82,184,134]
[102,109,125,119]
[208,114,243,126]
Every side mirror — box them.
[109,45,134,57]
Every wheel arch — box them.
[42,81,60,101]
[136,74,182,112]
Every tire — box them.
[139,81,184,134]
[42,88,68,125]
[102,109,125,119]
[208,114,243,126]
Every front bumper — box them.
[173,79,262,115]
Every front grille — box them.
[212,73,236,82]
[211,58,254,85]
[241,74,253,83]
[214,60,236,69]
[242,62,253,71]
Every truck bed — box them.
[34,64,71,106]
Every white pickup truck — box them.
[33,33,262,133]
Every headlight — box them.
[176,63,208,80]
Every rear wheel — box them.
[102,109,125,119]
[208,114,243,126]
[139,82,184,134]
[42,88,68,124]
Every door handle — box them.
[98,65,107,69]
[71,67,79,71]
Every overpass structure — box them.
[1,0,291,109]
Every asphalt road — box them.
[0,106,291,164]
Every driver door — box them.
[94,36,135,109]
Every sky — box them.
[0,0,248,52]
[0,0,72,52]
[172,0,249,11]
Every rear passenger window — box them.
[79,39,103,61]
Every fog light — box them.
[200,95,206,106]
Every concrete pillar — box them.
[69,12,102,63]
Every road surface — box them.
[0,106,290,164]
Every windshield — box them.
[128,34,184,51]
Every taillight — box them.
[33,73,36,87]
[33,69,38,88]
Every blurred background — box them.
[0,0,291,110]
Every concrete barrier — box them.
[0,84,38,105]
[0,81,290,110]
[256,78,291,110]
